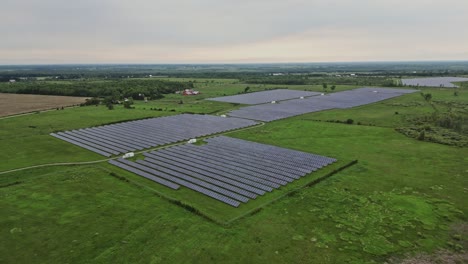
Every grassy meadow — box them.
[1,79,467,263]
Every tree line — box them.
[239,75,400,87]
[0,79,193,99]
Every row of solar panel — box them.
[51,114,258,156]
[207,89,321,105]
[108,136,337,207]
[401,77,468,88]
[227,87,418,122]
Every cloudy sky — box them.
[1,0,468,64]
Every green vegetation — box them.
[0,79,192,98]
[240,75,400,87]
[2,62,468,80]
[305,87,468,147]
[1,76,467,263]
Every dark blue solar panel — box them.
[108,159,180,189]
[50,114,258,156]
[106,135,338,207]
[51,133,112,157]
[227,87,418,121]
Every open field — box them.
[1,78,467,263]
[0,93,88,117]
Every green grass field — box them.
[1,80,467,263]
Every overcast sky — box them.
[1,0,468,64]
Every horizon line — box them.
[1,59,468,67]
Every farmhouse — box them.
[182,89,200,95]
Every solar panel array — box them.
[108,136,337,207]
[401,77,468,88]
[207,89,321,105]
[228,87,418,121]
[51,114,258,157]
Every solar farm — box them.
[50,114,258,157]
[207,89,321,104]
[46,87,419,207]
[227,87,418,121]
[401,77,468,88]
[49,88,418,200]
[109,136,336,207]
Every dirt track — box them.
[0,93,88,117]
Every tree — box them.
[244,86,250,93]
[84,97,100,106]
[421,92,437,113]
[103,96,114,110]
[330,85,336,91]
[123,98,134,109]
[322,83,328,90]
[423,93,432,101]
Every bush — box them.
[417,130,425,140]
[84,97,101,106]
[123,98,134,109]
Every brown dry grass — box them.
[390,250,468,264]
[388,222,468,264]
[0,93,88,117]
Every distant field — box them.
[0,93,88,117]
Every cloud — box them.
[1,0,467,63]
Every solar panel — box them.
[76,129,143,150]
[187,144,304,179]
[107,135,337,207]
[199,143,311,175]
[51,133,112,157]
[145,151,277,191]
[401,77,468,88]
[50,114,259,156]
[62,131,130,153]
[118,158,249,203]
[176,145,296,182]
[206,137,335,169]
[143,151,268,194]
[95,125,166,146]
[136,159,256,200]
[157,146,288,186]
[56,132,120,155]
[227,87,418,121]
[143,150,273,194]
[207,89,321,105]
[108,159,180,189]
[113,158,241,207]
[82,127,152,149]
